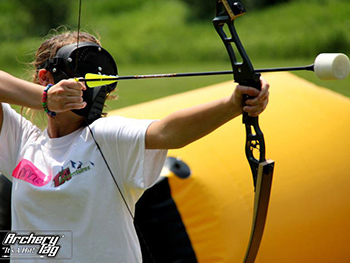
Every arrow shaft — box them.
[80,64,314,82]
[257,64,314,73]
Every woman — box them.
[0,31,269,262]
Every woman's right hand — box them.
[46,79,87,113]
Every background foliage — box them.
[182,0,293,20]
[0,0,349,109]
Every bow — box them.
[213,1,274,262]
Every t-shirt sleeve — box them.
[0,103,41,181]
[92,116,167,190]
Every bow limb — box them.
[213,1,275,262]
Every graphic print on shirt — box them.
[12,159,52,187]
[52,160,95,187]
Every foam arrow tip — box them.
[314,53,350,80]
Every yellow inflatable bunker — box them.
[110,72,350,263]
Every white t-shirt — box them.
[0,103,167,263]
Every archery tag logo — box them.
[53,159,95,187]
[1,231,72,260]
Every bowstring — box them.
[77,0,82,47]
[83,118,135,219]
[76,1,156,262]
[76,0,135,220]
[83,117,157,263]
[75,0,137,219]
[75,0,82,74]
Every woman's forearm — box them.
[145,78,270,150]
[0,71,87,113]
[146,96,239,149]
[0,70,43,109]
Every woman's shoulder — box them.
[92,115,153,128]
[1,103,41,136]
[89,115,155,139]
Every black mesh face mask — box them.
[39,42,118,124]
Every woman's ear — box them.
[38,69,54,86]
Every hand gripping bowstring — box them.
[213,1,275,262]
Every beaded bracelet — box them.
[42,84,56,117]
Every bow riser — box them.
[213,2,267,184]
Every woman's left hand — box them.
[231,77,270,117]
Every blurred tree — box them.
[182,0,215,20]
[182,0,293,20]
[0,1,31,40]
[5,0,71,38]
[80,0,149,15]
[244,0,292,9]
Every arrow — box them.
[77,53,350,88]
[77,65,314,88]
